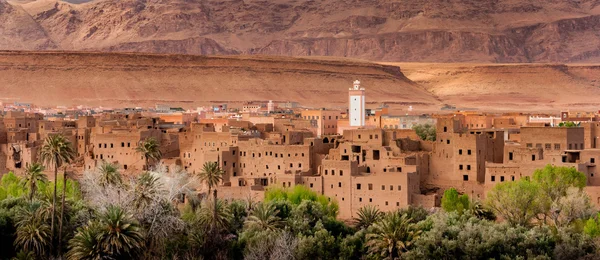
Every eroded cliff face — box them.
[2,0,600,62]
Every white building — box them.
[349,80,366,127]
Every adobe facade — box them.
[5,104,600,219]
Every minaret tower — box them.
[349,80,366,127]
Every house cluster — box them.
[2,84,600,219]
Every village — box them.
[2,80,600,219]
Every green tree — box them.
[97,161,123,188]
[198,161,224,230]
[38,134,75,255]
[366,212,421,259]
[265,185,338,218]
[14,202,52,258]
[412,124,436,141]
[133,172,161,210]
[532,165,587,223]
[584,213,600,237]
[558,121,578,127]
[441,188,470,214]
[67,205,143,259]
[486,179,541,226]
[21,163,47,201]
[135,137,162,171]
[353,205,383,230]
[244,202,283,232]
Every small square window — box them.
[459,165,463,170]
[592,158,596,164]
[500,176,505,182]
[459,149,463,155]
[381,185,385,190]
[491,176,495,182]
[467,165,471,170]
[467,150,472,155]
[368,184,373,190]
[356,184,361,190]
[463,175,469,181]
[369,198,372,202]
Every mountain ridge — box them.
[2,0,600,62]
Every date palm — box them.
[133,172,161,210]
[67,206,143,259]
[39,134,75,255]
[135,137,161,171]
[14,201,52,258]
[198,199,231,232]
[198,161,224,230]
[353,205,383,230]
[366,212,421,260]
[244,202,283,232]
[66,222,105,260]
[21,162,47,201]
[99,205,144,257]
[97,161,123,188]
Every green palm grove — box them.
[0,159,600,259]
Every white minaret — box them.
[349,80,366,127]
[267,100,274,113]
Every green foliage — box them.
[404,211,558,260]
[584,213,600,237]
[441,188,470,214]
[198,161,224,193]
[486,179,541,226]
[487,165,589,227]
[0,172,27,200]
[353,205,383,230]
[265,185,339,218]
[135,137,162,169]
[366,211,421,259]
[413,123,436,141]
[67,205,144,260]
[558,121,579,127]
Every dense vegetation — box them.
[1,135,599,259]
[0,163,599,259]
[412,124,436,141]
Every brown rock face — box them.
[2,0,600,62]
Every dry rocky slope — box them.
[0,51,438,109]
[388,62,600,112]
[2,0,600,62]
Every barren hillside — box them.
[390,63,600,112]
[2,0,600,62]
[0,51,439,109]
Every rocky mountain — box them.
[2,0,600,62]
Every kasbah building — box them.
[3,81,600,220]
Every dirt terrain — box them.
[0,51,439,110]
[390,63,600,112]
[1,0,600,63]
[0,51,598,113]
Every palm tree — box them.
[244,202,283,232]
[97,161,123,188]
[198,199,231,232]
[67,206,143,259]
[39,134,75,255]
[66,222,105,260]
[21,162,47,201]
[353,205,383,230]
[198,161,224,230]
[366,212,421,259]
[14,202,52,258]
[98,205,144,257]
[133,172,161,209]
[135,137,161,171]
